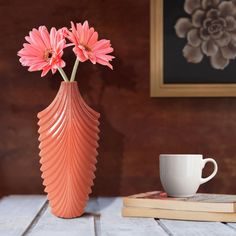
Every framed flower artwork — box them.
[150,0,236,97]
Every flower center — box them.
[44,49,54,61]
[208,23,222,34]
[83,44,91,52]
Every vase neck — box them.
[58,81,80,96]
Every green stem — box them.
[58,67,69,82]
[70,57,80,82]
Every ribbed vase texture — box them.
[37,81,100,218]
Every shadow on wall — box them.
[93,105,125,196]
[0,154,6,197]
[73,58,137,196]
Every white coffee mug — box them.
[159,154,218,197]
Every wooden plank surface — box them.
[27,199,98,236]
[85,198,101,236]
[228,223,236,230]
[98,197,167,236]
[0,195,46,236]
[159,219,236,236]
[1,196,236,236]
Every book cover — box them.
[122,206,236,222]
[123,191,236,213]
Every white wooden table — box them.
[0,196,236,236]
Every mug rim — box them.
[159,154,203,158]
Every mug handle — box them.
[200,158,218,184]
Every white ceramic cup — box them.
[159,154,218,197]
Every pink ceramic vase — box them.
[37,81,100,218]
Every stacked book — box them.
[122,191,236,222]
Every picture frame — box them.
[150,0,236,97]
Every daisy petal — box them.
[18,26,66,77]
[67,21,114,70]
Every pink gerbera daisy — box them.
[67,21,114,69]
[18,26,66,77]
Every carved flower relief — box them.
[175,0,236,70]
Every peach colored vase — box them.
[37,81,100,218]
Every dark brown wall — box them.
[0,0,235,197]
